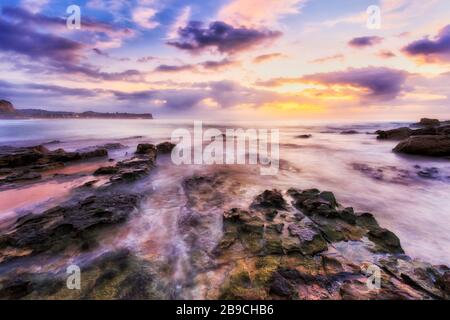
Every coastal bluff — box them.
[0,99,153,120]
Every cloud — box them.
[154,64,195,73]
[377,50,396,59]
[253,53,286,63]
[310,54,344,64]
[255,77,301,87]
[348,36,383,48]
[137,56,157,63]
[2,6,135,49]
[256,67,408,102]
[200,59,237,70]
[167,21,282,54]
[21,0,49,13]
[154,59,237,73]
[167,6,191,39]
[218,0,307,27]
[0,7,142,81]
[0,80,103,102]
[301,67,408,101]
[402,24,450,63]
[112,80,279,111]
[132,7,159,29]
[0,17,84,63]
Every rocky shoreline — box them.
[0,121,449,300]
[376,118,450,158]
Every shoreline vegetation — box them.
[0,100,153,120]
[0,115,449,299]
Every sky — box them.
[0,0,450,120]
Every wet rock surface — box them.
[0,145,109,188]
[0,249,171,300]
[215,189,448,300]
[0,192,141,262]
[0,177,449,300]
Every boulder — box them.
[418,118,440,127]
[250,189,287,211]
[376,127,412,140]
[156,142,176,154]
[393,135,450,157]
[136,143,157,155]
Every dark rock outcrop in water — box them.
[0,145,109,187]
[376,127,413,140]
[375,118,450,158]
[0,145,107,169]
[156,142,176,154]
[94,144,158,183]
[0,99,152,119]
[393,135,450,157]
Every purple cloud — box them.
[154,64,196,73]
[0,17,84,62]
[200,58,237,70]
[301,67,408,101]
[167,21,282,54]
[348,36,383,48]
[402,24,450,62]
